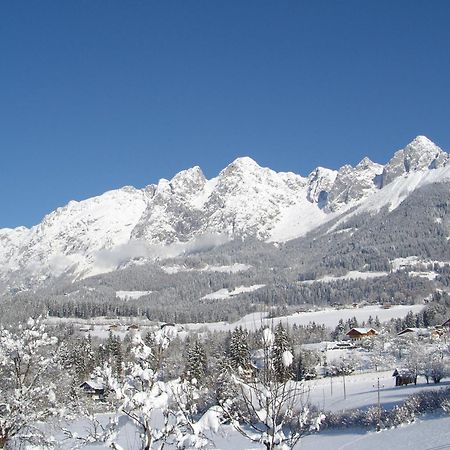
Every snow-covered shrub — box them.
[87,325,220,449]
[0,317,63,448]
[323,387,450,432]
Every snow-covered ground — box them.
[161,263,252,274]
[306,370,450,412]
[299,271,388,284]
[185,304,425,333]
[56,378,450,450]
[60,415,450,450]
[201,284,265,300]
[115,290,153,300]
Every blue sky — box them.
[1,1,450,228]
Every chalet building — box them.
[80,380,105,401]
[346,328,378,341]
[127,324,140,331]
[393,368,417,386]
[398,327,444,339]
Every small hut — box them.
[392,368,417,386]
[80,380,105,400]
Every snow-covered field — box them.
[161,263,252,274]
[115,290,153,300]
[70,414,450,450]
[299,271,388,284]
[58,375,450,450]
[185,304,425,333]
[201,284,265,300]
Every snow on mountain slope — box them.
[381,135,448,187]
[340,162,450,224]
[0,135,448,285]
[2,187,150,279]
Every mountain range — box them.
[1,135,450,296]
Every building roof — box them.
[346,327,377,335]
[392,368,415,377]
[397,327,430,336]
[81,380,104,391]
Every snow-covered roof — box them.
[346,327,377,335]
[81,380,104,390]
[397,327,430,336]
[392,368,415,377]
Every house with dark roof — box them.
[346,328,378,341]
[80,380,105,401]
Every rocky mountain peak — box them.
[169,166,206,198]
[382,135,448,187]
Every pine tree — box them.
[273,323,293,382]
[185,340,207,384]
[227,327,251,372]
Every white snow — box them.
[300,271,388,284]
[185,304,425,333]
[115,290,153,300]
[201,284,265,300]
[161,263,252,274]
[268,196,336,242]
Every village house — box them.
[345,327,378,341]
[397,327,444,339]
[79,379,105,401]
[397,327,431,338]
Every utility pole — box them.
[373,377,384,432]
[330,373,333,396]
[342,372,346,400]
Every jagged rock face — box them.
[132,157,308,243]
[0,135,448,285]
[202,157,307,239]
[381,136,448,187]
[307,167,338,206]
[326,158,383,212]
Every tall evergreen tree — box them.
[185,340,207,384]
[273,323,293,382]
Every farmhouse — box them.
[345,328,378,341]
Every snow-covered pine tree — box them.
[273,323,293,382]
[185,340,207,384]
[227,326,251,373]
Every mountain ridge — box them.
[0,135,448,287]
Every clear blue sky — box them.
[1,1,450,228]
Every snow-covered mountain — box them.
[1,135,448,286]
